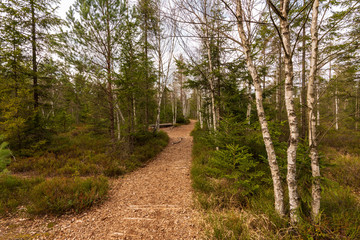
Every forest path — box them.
[1,120,201,240]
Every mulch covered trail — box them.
[0,121,202,240]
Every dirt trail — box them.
[0,121,202,239]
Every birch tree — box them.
[233,0,285,217]
[67,0,126,141]
[154,3,177,131]
[307,0,321,222]
[174,0,225,131]
[267,0,301,223]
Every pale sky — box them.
[57,0,75,19]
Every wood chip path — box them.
[0,121,202,239]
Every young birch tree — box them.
[307,0,321,222]
[175,0,222,131]
[233,0,285,217]
[154,4,177,131]
[67,0,126,141]
[267,0,300,223]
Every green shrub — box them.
[191,123,360,239]
[29,176,108,215]
[103,162,125,177]
[176,115,190,124]
[0,174,43,215]
[206,144,265,203]
[0,136,12,172]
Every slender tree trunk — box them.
[246,82,252,124]
[334,65,339,130]
[205,40,217,131]
[277,42,283,121]
[172,89,177,125]
[132,91,137,128]
[106,2,115,141]
[30,0,38,110]
[116,110,121,140]
[356,81,359,130]
[279,0,300,224]
[262,46,266,90]
[308,0,321,222]
[317,84,320,126]
[236,0,285,217]
[301,4,307,139]
[203,2,217,131]
[207,91,213,130]
[155,17,163,131]
[198,89,203,129]
[144,4,150,127]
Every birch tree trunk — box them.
[246,82,252,125]
[317,84,320,126]
[279,0,300,224]
[335,82,339,130]
[116,110,121,140]
[172,89,177,125]
[115,102,125,141]
[330,57,338,130]
[198,89,203,129]
[307,0,321,222]
[276,43,282,121]
[155,90,163,131]
[301,1,307,139]
[207,91,213,130]
[356,81,359,131]
[203,1,218,131]
[30,0,39,110]
[236,0,285,217]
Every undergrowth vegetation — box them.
[0,126,169,216]
[191,119,360,239]
[9,126,169,177]
[0,175,108,215]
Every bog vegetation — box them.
[0,0,175,216]
[1,0,360,239]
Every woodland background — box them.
[1,0,360,238]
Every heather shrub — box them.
[29,176,108,215]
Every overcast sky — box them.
[57,0,75,19]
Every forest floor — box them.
[0,120,203,240]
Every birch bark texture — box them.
[235,0,285,217]
[203,1,218,131]
[307,0,321,222]
[278,0,300,224]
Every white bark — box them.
[154,3,176,131]
[203,1,218,131]
[198,89,203,129]
[308,0,321,222]
[330,58,338,130]
[236,0,285,217]
[116,110,121,140]
[356,82,359,130]
[317,85,320,126]
[276,44,282,120]
[207,91,213,129]
[172,89,177,125]
[246,82,252,125]
[335,86,339,130]
[115,103,125,140]
[278,0,300,224]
